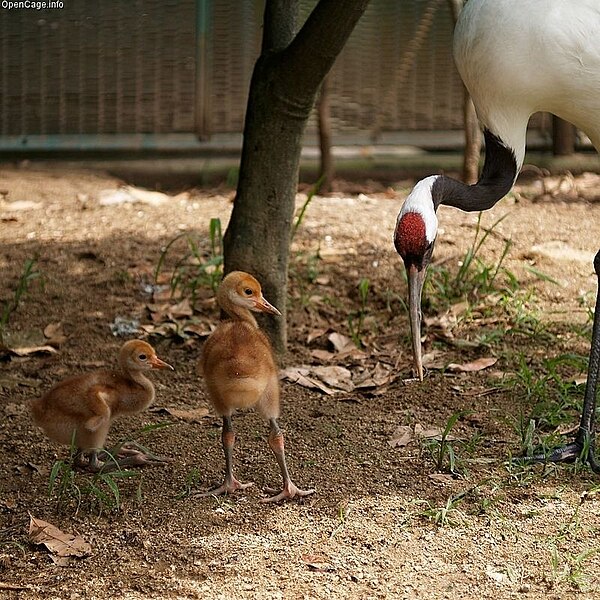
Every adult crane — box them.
[394,0,600,470]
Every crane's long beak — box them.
[407,264,426,381]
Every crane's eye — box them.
[244,288,253,296]
[138,354,147,360]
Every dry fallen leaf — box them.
[8,345,58,357]
[98,186,170,207]
[301,554,335,573]
[29,516,92,563]
[310,349,336,362]
[428,473,455,485]
[282,364,356,393]
[449,300,470,318]
[2,200,42,211]
[328,332,354,354]
[446,357,498,373]
[147,299,194,323]
[307,328,330,344]
[311,365,354,392]
[140,323,179,337]
[388,425,413,448]
[280,367,336,395]
[151,406,210,423]
[354,362,396,389]
[414,424,457,441]
[147,302,170,322]
[44,322,67,347]
[182,323,214,338]
[0,329,58,357]
[170,298,194,319]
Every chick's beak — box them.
[254,295,282,316]
[407,264,426,381]
[150,355,175,370]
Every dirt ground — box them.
[2,160,600,599]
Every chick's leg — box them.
[73,448,110,473]
[73,448,102,472]
[198,415,253,497]
[73,418,110,472]
[261,418,315,503]
[96,443,170,472]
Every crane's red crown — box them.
[394,212,428,259]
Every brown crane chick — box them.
[200,271,315,503]
[31,340,173,471]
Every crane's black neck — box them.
[431,129,518,212]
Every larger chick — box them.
[200,271,314,502]
[31,340,173,471]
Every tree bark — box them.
[223,0,370,354]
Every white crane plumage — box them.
[394,0,600,470]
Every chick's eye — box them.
[244,288,253,296]
[138,354,147,360]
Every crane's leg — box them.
[529,250,600,473]
[197,415,253,497]
[261,418,315,503]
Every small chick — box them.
[200,271,314,502]
[31,340,173,471]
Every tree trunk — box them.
[223,0,370,354]
[317,76,334,193]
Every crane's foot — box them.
[195,478,254,498]
[260,480,316,503]
[524,438,600,474]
